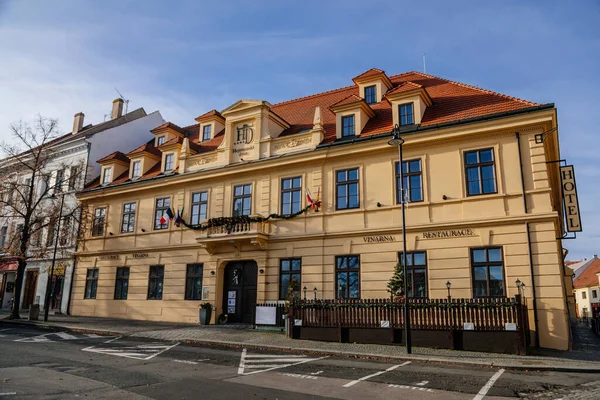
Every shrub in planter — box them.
[199,302,212,325]
[217,313,228,324]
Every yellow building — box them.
[71,69,575,350]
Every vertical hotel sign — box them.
[560,165,582,232]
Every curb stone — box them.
[3,318,600,373]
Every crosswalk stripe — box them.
[238,348,327,376]
[244,354,308,358]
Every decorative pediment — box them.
[221,100,271,117]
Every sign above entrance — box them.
[132,253,149,259]
[363,235,396,243]
[560,165,582,233]
[422,229,476,239]
[99,255,120,260]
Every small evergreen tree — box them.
[387,262,404,298]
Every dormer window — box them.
[164,153,175,172]
[157,136,166,146]
[342,115,355,137]
[102,167,111,185]
[202,125,211,142]
[132,161,141,178]
[364,85,376,104]
[399,103,414,126]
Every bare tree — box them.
[0,115,85,319]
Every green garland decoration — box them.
[291,299,518,310]
[181,205,312,232]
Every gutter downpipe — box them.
[516,131,540,348]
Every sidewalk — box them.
[2,310,600,373]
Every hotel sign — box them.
[560,165,582,232]
[422,229,476,239]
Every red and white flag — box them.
[306,188,316,209]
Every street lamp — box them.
[44,192,66,322]
[303,286,307,301]
[313,287,317,301]
[446,281,452,302]
[388,124,411,354]
[515,279,522,297]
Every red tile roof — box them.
[86,70,542,190]
[151,121,185,135]
[352,68,386,82]
[573,259,600,289]
[96,151,129,164]
[386,81,423,95]
[196,109,224,121]
[329,94,366,109]
[126,140,162,158]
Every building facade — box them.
[0,100,163,314]
[572,256,600,319]
[71,69,574,350]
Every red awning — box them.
[0,261,18,272]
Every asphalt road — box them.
[0,326,599,399]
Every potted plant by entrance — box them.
[199,302,212,325]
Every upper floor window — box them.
[202,125,211,142]
[164,154,175,172]
[396,160,423,203]
[191,191,208,224]
[84,268,99,299]
[154,197,170,230]
[0,226,6,248]
[582,291,587,300]
[147,265,164,300]
[281,177,302,215]
[465,148,496,196]
[364,85,376,104]
[92,207,106,237]
[185,264,204,300]
[341,115,355,137]
[114,267,129,300]
[472,247,505,298]
[68,166,78,191]
[336,168,359,210]
[336,255,360,299]
[399,103,414,126]
[132,161,141,178]
[102,168,111,185]
[121,202,136,233]
[59,216,71,246]
[399,251,427,298]
[233,184,252,217]
[593,290,598,299]
[55,170,64,193]
[280,258,301,300]
[157,136,166,146]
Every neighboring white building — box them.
[0,100,163,314]
[572,256,600,319]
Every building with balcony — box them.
[71,69,575,350]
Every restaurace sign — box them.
[560,165,582,232]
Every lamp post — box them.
[313,287,317,301]
[44,192,65,322]
[515,279,522,297]
[303,286,307,301]
[446,281,452,302]
[388,124,411,354]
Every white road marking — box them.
[55,332,78,340]
[311,371,323,375]
[82,338,179,360]
[172,359,198,365]
[14,332,112,343]
[343,361,411,388]
[473,369,505,400]
[197,359,210,362]
[416,380,429,386]
[238,348,327,376]
[0,393,17,396]
[0,329,12,332]
[389,384,433,392]
[282,373,318,380]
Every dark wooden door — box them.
[50,275,64,310]
[22,270,38,309]
[223,261,258,323]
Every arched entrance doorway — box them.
[222,260,257,323]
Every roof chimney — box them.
[72,112,85,134]
[112,98,124,120]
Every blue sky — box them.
[0,0,598,259]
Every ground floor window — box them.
[398,251,428,298]
[185,264,203,300]
[336,255,360,299]
[279,258,301,300]
[84,268,98,299]
[114,267,129,300]
[147,265,164,300]
[471,247,505,297]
